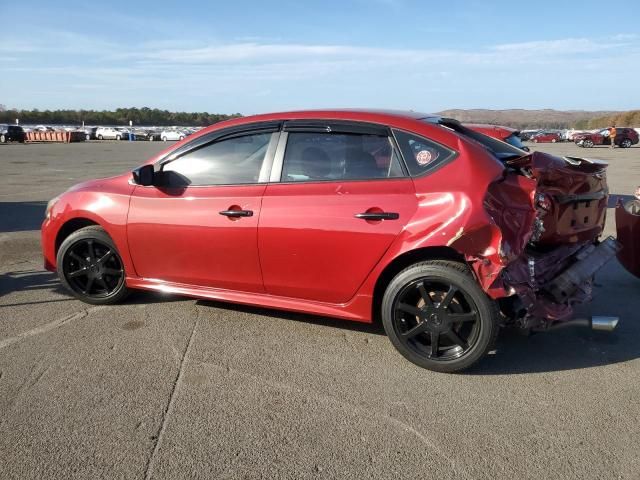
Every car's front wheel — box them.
[57,226,130,305]
[583,139,594,148]
[381,260,498,373]
[98,135,103,140]
[116,135,121,141]
[0,134,6,143]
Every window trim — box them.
[391,128,459,179]
[270,129,408,184]
[155,121,282,169]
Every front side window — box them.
[161,132,274,186]
[393,130,457,176]
[281,132,404,182]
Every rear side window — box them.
[281,132,405,182]
[392,130,456,176]
[161,132,274,186]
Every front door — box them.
[127,128,280,292]
[258,122,418,304]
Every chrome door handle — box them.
[219,209,253,217]
[354,212,399,220]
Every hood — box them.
[66,173,131,193]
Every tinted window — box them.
[162,132,273,186]
[393,130,457,176]
[281,132,404,182]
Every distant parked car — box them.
[519,130,540,141]
[531,132,561,143]
[96,127,125,140]
[574,128,639,148]
[0,124,26,143]
[160,129,187,141]
[464,123,529,151]
[80,127,98,140]
[34,125,56,132]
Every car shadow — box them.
[0,201,47,233]
[4,269,636,374]
[194,298,386,336]
[0,269,66,299]
[469,322,640,375]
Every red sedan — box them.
[464,123,529,151]
[531,131,561,143]
[42,110,621,372]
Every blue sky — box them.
[1,0,639,114]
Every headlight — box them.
[45,196,60,220]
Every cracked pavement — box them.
[1,141,640,479]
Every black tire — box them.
[620,138,632,148]
[583,139,594,148]
[0,134,6,143]
[85,134,90,141]
[56,226,130,305]
[179,136,185,140]
[148,136,154,141]
[98,134,103,140]
[381,260,499,373]
[116,135,121,141]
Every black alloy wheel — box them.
[382,261,498,372]
[57,226,129,304]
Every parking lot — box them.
[1,140,639,479]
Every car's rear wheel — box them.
[179,136,185,140]
[57,226,130,305]
[551,138,557,143]
[98,134,103,140]
[381,260,498,373]
[85,134,90,141]
[620,138,632,148]
[148,136,154,141]
[116,135,121,141]
[533,138,538,143]
[162,136,167,141]
[583,139,594,148]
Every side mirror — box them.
[132,165,155,186]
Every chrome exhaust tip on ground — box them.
[536,315,620,332]
[590,316,619,332]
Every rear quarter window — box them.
[392,129,457,177]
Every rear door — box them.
[258,121,417,304]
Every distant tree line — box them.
[574,110,640,130]
[0,107,242,126]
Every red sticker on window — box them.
[416,149,436,166]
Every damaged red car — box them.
[41,110,622,372]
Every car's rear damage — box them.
[452,150,620,330]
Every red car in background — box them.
[531,131,562,143]
[42,110,624,372]
[574,128,639,148]
[464,123,529,151]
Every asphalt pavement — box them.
[1,140,639,479]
